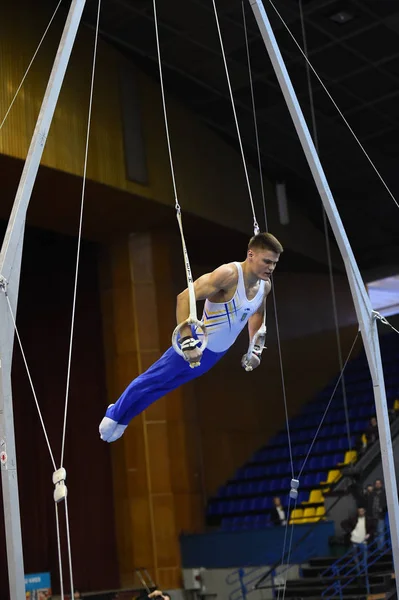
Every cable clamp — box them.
[53,468,68,503]
[290,478,300,500]
[0,275,8,294]
[372,310,388,325]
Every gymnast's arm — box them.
[176,263,236,338]
[247,282,271,341]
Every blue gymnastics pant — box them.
[105,345,226,425]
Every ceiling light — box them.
[329,10,355,24]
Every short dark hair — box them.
[248,232,283,254]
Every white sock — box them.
[106,424,127,443]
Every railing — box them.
[321,523,392,599]
[226,539,318,600]
[226,566,262,600]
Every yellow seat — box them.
[303,507,317,523]
[289,508,304,525]
[321,469,341,484]
[338,450,358,466]
[361,433,367,447]
[320,469,342,492]
[302,489,324,505]
[315,505,326,520]
[394,398,399,411]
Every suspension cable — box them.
[297,330,360,479]
[298,0,352,452]
[242,2,268,233]
[152,0,208,362]
[0,0,64,131]
[266,0,399,211]
[278,497,297,600]
[242,5,294,587]
[3,290,56,470]
[212,0,259,235]
[60,0,102,468]
[241,0,294,478]
[373,311,399,336]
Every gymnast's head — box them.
[247,232,283,281]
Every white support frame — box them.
[0,1,86,598]
[248,0,399,593]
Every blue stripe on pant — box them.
[105,346,226,425]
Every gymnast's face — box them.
[248,248,280,281]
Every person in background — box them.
[271,496,287,526]
[341,507,375,577]
[371,478,387,551]
[363,483,375,515]
[365,416,379,447]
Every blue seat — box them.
[308,456,323,470]
[250,497,269,511]
[302,473,321,487]
[331,423,347,435]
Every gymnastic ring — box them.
[172,318,208,367]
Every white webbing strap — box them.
[175,206,197,322]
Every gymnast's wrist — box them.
[179,325,192,338]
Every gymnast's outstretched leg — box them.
[99,345,225,442]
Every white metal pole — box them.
[248,0,399,591]
[0,1,86,598]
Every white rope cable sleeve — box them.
[211,0,259,234]
[60,0,102,468]
[176,212,197,321]
[0,0,64,131]
[152,0,197,323]
[267,0,399,211]
[4,293,57,470]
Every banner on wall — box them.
[25,572,52,599]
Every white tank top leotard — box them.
[196,262,265,353]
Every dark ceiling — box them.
[68,0,399,270]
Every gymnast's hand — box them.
[180,336,203,366]
[241,346,262,371]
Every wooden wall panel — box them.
[147,424,172,494]
[129,495,154,567]
[0,1,336,270]
[99,232,206,590]
[168,422,202,493]
[153,495,179,568]
[174,493,204,534]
